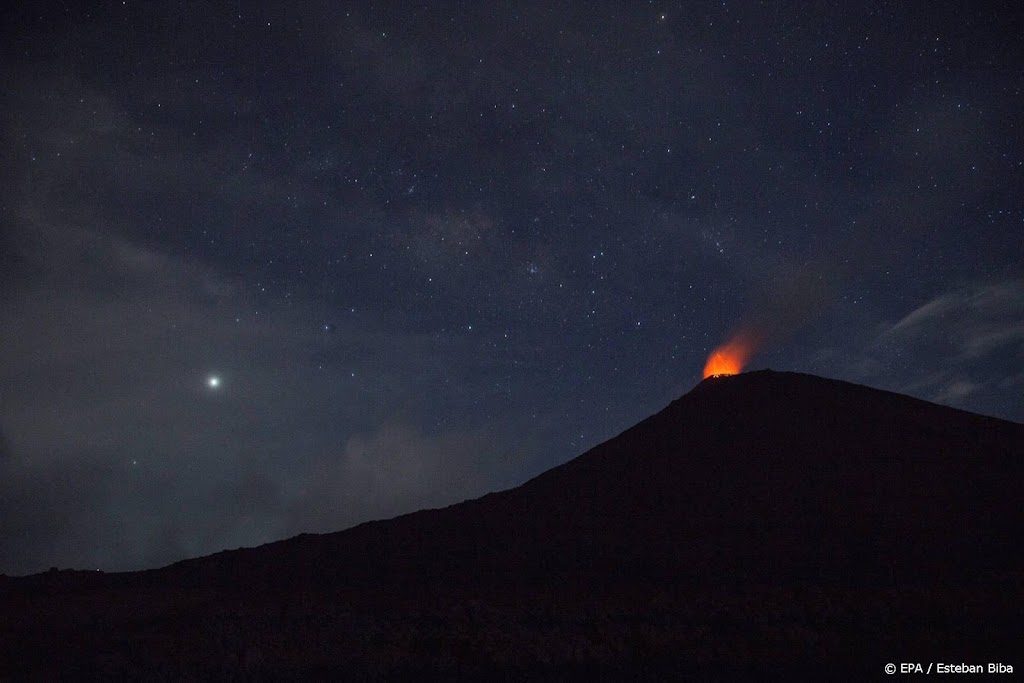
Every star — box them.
[207,375,221,389]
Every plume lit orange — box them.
[702,332,757,379]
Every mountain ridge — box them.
[2,369,1022,678]
[172,369,1021,571]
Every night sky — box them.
[2,1,1022,575]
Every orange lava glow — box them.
[702,334,756,379]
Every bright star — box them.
[207,375,221,389]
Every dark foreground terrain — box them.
[2,370,1022,679]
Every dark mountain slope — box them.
[186,370,1022,588]
[2,370,1022,679]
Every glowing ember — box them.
[703,333,756,379]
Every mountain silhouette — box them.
[2,370,1022,679]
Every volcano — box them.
[2,370,1022,678]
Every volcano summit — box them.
[2,370,1022,678]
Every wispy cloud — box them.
[879,281,1024,361]
[851,280,1024,418]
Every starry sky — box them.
[2,1,1022,575]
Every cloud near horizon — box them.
[0,225,521,575]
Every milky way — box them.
[1,1,1021,574]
